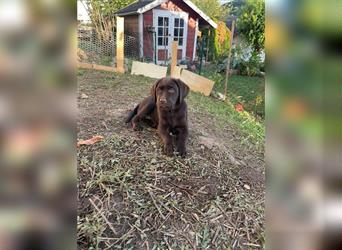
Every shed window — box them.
[173,18,185,46]
[157,17,169,46]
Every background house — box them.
[77,0,91,23]
[115,0,217,64]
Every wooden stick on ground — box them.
[89,198,118,235]
[148,191,166,220]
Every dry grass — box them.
[77,70,265,249]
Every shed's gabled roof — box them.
[115,0,155,15]
[115,0,217,29]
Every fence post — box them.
[170,41,178,77]
[198,36,205,75]
[224,20,235,100]
[116,16,125,73]
[206,29,210,62]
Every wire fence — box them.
[77,25,140,69]
[77,24,212,75]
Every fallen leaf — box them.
[235,103,244,112]
[77,135,103,147]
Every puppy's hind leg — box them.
[143,118,158,129]
[125,105,139,123]
[131,102,155,131]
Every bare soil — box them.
[77,70,265,249]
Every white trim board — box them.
[180,69,214,96]
[131,61,167,79]
[139,13,144,58]
[182,0,217,28]
[138,0,167,14]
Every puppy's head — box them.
[151,77,189,110]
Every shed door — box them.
[153,9,188,64]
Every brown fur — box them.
[126,77,190,156]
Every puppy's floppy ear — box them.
[175,79,190,104]
[150,79,162,103]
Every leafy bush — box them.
[232,44,263,76]
[214,22,231,60]
[237,52,262,76]
[202,22,231,62]
[214,44,264,76]
[237,0,265,52]
[191,0,229,21]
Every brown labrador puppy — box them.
[126,77,190,156]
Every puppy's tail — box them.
[125,104,139,123]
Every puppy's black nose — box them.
[159,97,167,103]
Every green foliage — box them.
[81,0,135,40]
[191,0,229,21]
[214,22,231,60]
[83,0,135,16]
[237,0,265,52]
[199,64,265,120]
[202,22,230,62]
[188,91,265,145]
[238,52,262,76]
[232,45,263,76]
[207,29,217,61]
[223,0,246,16]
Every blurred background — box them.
[0,0,76,249]
[267,0,342,249]
[0,0,341,249]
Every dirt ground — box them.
[77,70,265,249]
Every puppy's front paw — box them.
[132,123,143,131]
[177,147,187,158]
[163,145,173,156]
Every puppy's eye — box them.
[168,89,175,94]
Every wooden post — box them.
[224,20,235,100]
[170,41,178,77]
[205,29,210,62]
[116,16,125,73]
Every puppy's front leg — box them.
[158,125,173,156]
[175,126,188,157]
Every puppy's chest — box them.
[161,111,182,129]
[165,112,178,127]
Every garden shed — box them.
[115,0,217,64]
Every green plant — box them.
[81,0,135,41]
[214,21,231,61]
[191,0,229,21]
[202,22,231,62]
[237,0,265,53]
[232,44,263,76]
[238,51,262,76]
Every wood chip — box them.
[77,135,103,147]
[81,93,88,99]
